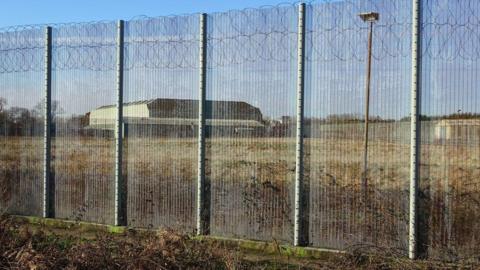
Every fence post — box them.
[294,3,307,247]
[409,0,422,260]
[115,20,125,226]
[197,13,209,235]
[43,26,53,218]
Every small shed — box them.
[434,119,480,144]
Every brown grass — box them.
[0,215,478,270]
[0,215,248,269]
[1,135,480,261]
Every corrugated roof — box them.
[96,99,158,110]
[94,98,263,122]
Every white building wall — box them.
[124,104,150,118]
[89,107,116,126]
[89,104,150,126]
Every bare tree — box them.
[0,97,6,112]
[0,97,6,130]
[32,99,64,120]
[0,97,11,214]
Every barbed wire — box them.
[422,0,480,61]
[0,28,44,73]
[125,15,199,70]
[307,0,412,62]
[52,21,117,71]
[0,0,479,74]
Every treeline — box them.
[400,113,480,122]
[318,113,480,123]
[0,98,79,137]
[0,105,43,136]
[302,114,396,124]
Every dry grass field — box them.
[1,132,480,261]
[0,137,43,216]
[3,216,476,270]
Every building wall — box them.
[434,120,480,144]
[89,104,149,126]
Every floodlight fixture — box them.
[358,12,380,23]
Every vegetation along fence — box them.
[1,0,480,262]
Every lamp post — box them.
[358,12,379,198]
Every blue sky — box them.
[0,0,477,120]
[0,0,296,28]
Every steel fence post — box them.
[115,20,125,226]
[43,26,53,218]
[197,13,209,235]
[294,3,307,247]
[409,0,422,260]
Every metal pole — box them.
[294,2,306,247]
[114,20,125,226]
[362,22,374,198]
[197,13,208,235]
[409,0,422,260]
[43,26,53,218]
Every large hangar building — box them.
[88,98,265,137]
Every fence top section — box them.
[0,0,479,74]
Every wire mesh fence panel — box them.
[304,0,411,253]
[51,22,117,224]
[0,28,44,216]
[1,0,480,262]
[420,0,480,260]
[123,15,199,231]
[205,6,298,243]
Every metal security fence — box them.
[123,15,199,230]
[1,0,480,262]
[0,28,44,217]
[51,22,117,225]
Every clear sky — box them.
[0,0,296,28]
[1,0,477,121]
